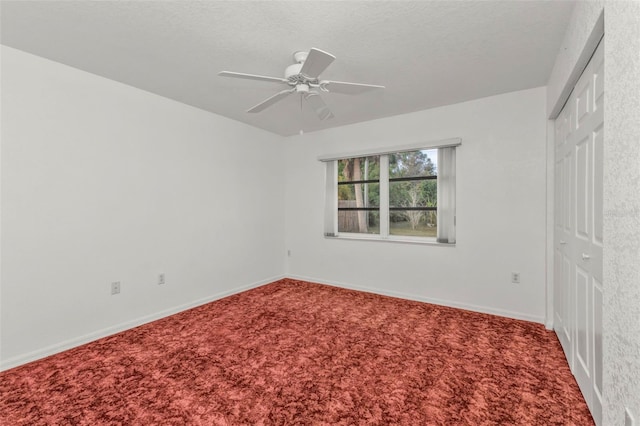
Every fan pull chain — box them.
[299,94,304,135]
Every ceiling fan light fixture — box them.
[305,92,333,121]
[293,51,308,64]
[295,84,310,93]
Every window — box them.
[388,150,438,238]
[337,155,380,235]
[323,141,458,244]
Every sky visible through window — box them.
[426,149,437,173]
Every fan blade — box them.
[322,80,385,95]
[305,93,334,120]
[218,71,288,84]
[247,88,295,113]
[299,48,336,78]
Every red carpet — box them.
[1,279,593,425]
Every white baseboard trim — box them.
[0,274,285,372]
[287,274,546,325]
[1,273,546,371]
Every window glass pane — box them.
[338,183,379,207]
[389,149,437,178]
[388,150,438,238]
[338,182,379,234]
[337,156,380,234]
[338,210,380,234]
[329,146,453,241]
[390,211,437,238]
[389,180,437,208]
[338,156,380,182]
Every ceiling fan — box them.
[218,48,385,120]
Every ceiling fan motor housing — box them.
[285,63,303,80]
[286,51,320,85]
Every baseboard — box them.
[1,273,544,371]
[287,274,546,325]
[0,274,285,372]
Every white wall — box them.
[547,1,640,424]
[284,87,548,323]
[0,46,285,369]
[603,2,640,424]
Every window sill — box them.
[324,233,455,246]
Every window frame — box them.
[322,139,459,245]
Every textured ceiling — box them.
[0,1,575,136]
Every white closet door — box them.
[554,103,573,365]
[554,38,603,425]
[590,39,604,426]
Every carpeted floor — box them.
[1,279,593,425]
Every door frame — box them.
[545,12,604,330]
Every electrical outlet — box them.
[626,407,635,426]
[158,273,165,285]
[511,272,520,284]
[111,281,121,295]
